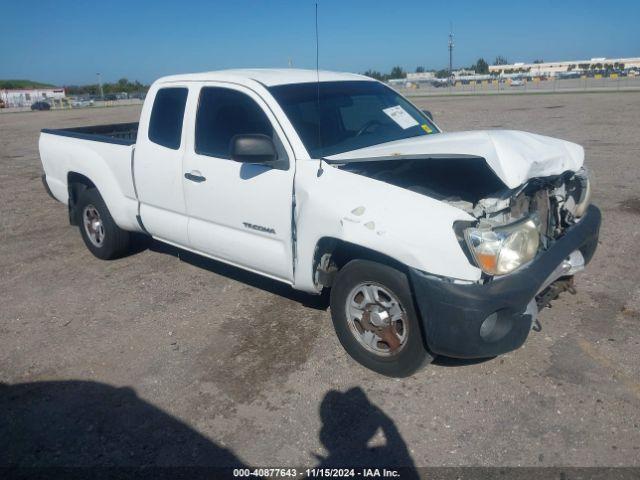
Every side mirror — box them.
[422,109,434,121]
[230,134,276,163]
[229,134,287,170]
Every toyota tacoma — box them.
[39,69,600,376]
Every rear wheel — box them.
[76,187,130,259]
[330,260,433,377]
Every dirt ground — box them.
[1,92,639,469]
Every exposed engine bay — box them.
[339,157,591,245]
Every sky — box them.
[1,0,639,86]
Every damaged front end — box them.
[459,167,592,245]
[455,166,591,287]
[327,132,600,358]
[340,156,591,273]
[340,156,593,313]
[461,168,592,314]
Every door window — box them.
[195,87,276,159]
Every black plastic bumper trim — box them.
[409,205,601,359]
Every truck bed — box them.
[39,122,140,232]
[41,122,138,146]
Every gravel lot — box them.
[1,93,639,469]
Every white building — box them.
[489,57,640,77]
[406,69,474,82]
[406,72,435,82]
[0,88,66,107]
[452,69,476,78]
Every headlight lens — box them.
[464,216,540,275]
[574,169,591,218]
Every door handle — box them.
[184,172,206,183]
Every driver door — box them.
[182,83,296,283]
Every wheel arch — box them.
[312,236,410,290]
[67,172,97,225]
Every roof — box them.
[155,68,373,87]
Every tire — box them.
[330,259,433,377]
[76,187,130,260]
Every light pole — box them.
[448,23,454,88]
[97,73,104,99]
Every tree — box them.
[434,69,450,79]
[0,79,55,89]
[363,70,385,81]
[493,56,509,66]
[389,66,406,79]
[415,66,425,73]
[63,78,149,96]
[473,58,489,74]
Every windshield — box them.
[268,81,439,158]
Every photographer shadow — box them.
[1,382,417,475]
[314,387,419,478]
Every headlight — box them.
[574,169,591,218]
[464,216,540,275]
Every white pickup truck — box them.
[40,69,600,377]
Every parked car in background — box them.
[71,97,94,108]
[510,79,524,87]
[31,101,51,111]
[104,94,118,101]
[39,69,600,377]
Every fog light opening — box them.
[479,310,513,343]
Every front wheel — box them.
[330,260,433,377]
[76,187,130,260]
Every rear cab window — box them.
[148,87,188,149]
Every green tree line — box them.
[0,78,149,96]
[0,80,56,89]
[362,57,509,81]
[362,66,406,81]
[64,78,149,96]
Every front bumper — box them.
[410,204,601,359]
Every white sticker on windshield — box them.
[382,105,419,130]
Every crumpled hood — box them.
[328,130,584,189]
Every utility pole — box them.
[97,73,104,99]
[448,22,454,86]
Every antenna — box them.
[315,1,324,175]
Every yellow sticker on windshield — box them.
[421,124,433,134]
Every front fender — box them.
[293,161,482,292]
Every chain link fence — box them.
[395,74,640,96]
